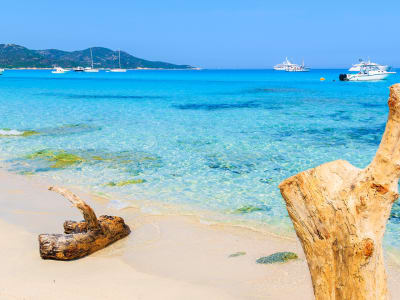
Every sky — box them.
[1,0,399,69]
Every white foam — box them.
[0,129,24,136]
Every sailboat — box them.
[0,68,4,75]
[110,50,127,72]
[84,48,99,72]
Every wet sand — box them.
[1,169,399,299]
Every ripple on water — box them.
[1,69,400,250]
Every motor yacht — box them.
[285,60,309,72]
[0,68,4,75]
[349,59,388,72]
[340,63,395,81]
[274,58,310,72]
[274,57,293,71]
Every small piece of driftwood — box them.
[39,186,130,260]
[279,84,400,300]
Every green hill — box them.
[0,44,194,69]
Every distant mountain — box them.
[0,44,194,69]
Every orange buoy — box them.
[320,77,325,81]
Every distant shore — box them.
[1,67,202,70]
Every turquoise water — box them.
[1,69,400,247]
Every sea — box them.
[1,69,400,249]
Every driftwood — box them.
[39,186,130,260]
[279,84,400,299]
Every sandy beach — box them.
[0,169,399,300]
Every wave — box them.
[0,129,24,136]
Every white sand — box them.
[0,169,399,299]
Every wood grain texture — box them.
[279,84,400,300]
[39,186,130,260]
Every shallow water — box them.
[1,69,400,247]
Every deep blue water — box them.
[1,69,400,247]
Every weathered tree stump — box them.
[39,186,130,260]
[279,84,400,300]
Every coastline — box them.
[1,169,400,299]
[1,67,201,71]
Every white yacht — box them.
[110,50,126,72]
[274,57,294,71]
[84,48,99,72]
[349,59,389,72]
[285,60,310,72]
[274,58,310,72]
[52,67,69,74]
[0,68,4,75]
[340,63,395,81]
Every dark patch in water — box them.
[346,124,385,146]
[303,128,336,135]
[232,204,271,214]
[259,178,273,184]
[8,149,162,176]
[328,110,352,121]
[359,102,385,108]
[40,123,102,136]
[389,202,400,224]
[260,104,283,110]
[205,154,257,174]
[174,101,260,111]
[38,92,163,99]
[247,87,300,94]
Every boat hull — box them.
[340,73,390,81]
[110,69,127,73]
[348,73,389,81]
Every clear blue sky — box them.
[1,0,399,68]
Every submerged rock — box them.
[26,149,84,168]
[228,251,246,257]
[40,123,101,136]
[106,179,147,187]
[19,148,161,175]
[232,204,271,214]
[256,252,298,264]
[233,205,263,214]
[18,171,35,176]
[21,130,40,137]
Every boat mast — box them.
[118,50,121,69]
[90,48,94,69]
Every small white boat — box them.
[74,66,85,72]
[0,68,4,75]
[84,48,99,72]
[109,68,127,73]
[84,67,99,73]
[110,50,126,72]
[340,63,395,81]
[52,67,69,74]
